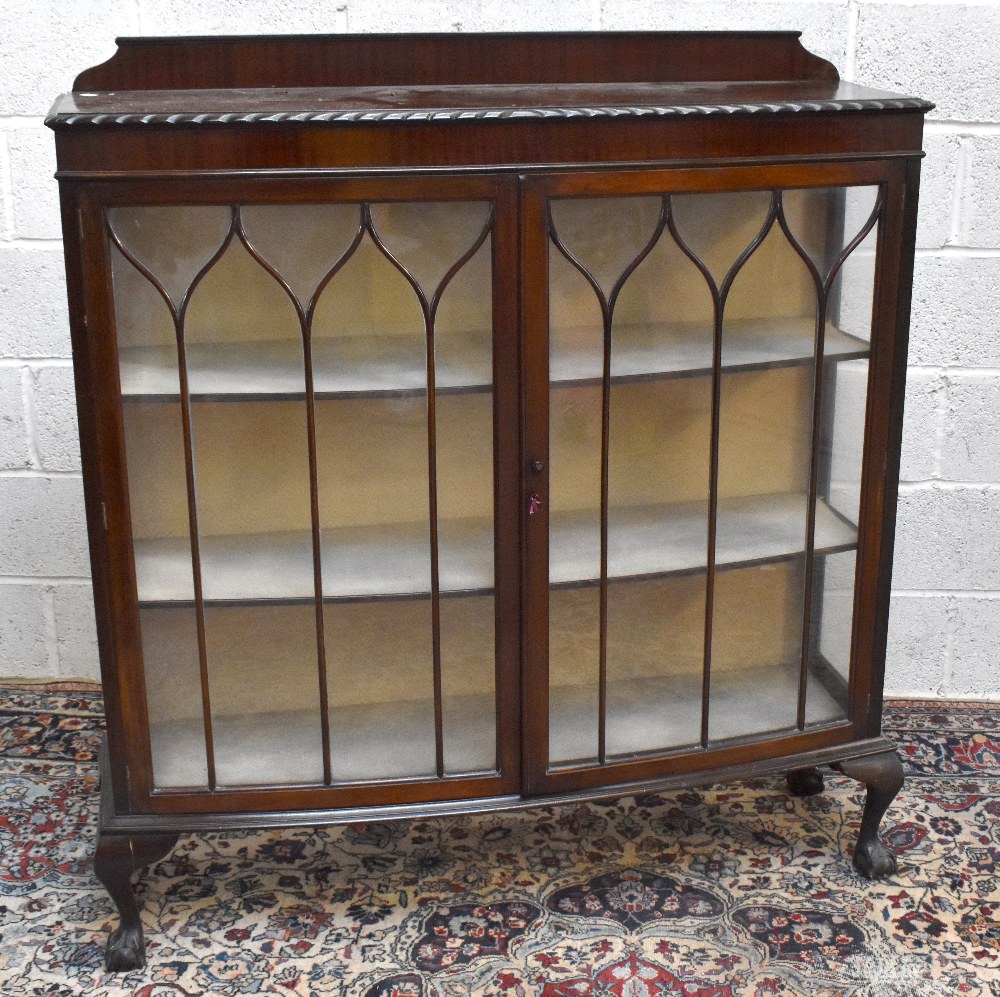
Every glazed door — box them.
[89,174,520,812]
[521,163,908,793]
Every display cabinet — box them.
[47,32,930,971]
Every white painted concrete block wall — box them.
[1,0,997,700]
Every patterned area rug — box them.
[1,683,998,996]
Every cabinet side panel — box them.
[851,158,921,735]
[66,188,158,810]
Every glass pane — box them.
[604,216,715,758]
[436,233,496,774]
[204,605,324,785]
[710,202,817,741]
[316,234,434,777]
[368,200,492,299]
[440,594,497,773]
[807,188,879,721]
[185,232,323,780]
[239,203,362,306]
[671,191,773,286]
[108,205,232,309]
[606,575,705,756]
[112,196,499,791]
[709,561,840,737]
[111,225,208,789]
[315,200,497,780]
[549,586,600,764]
[549,196,662,296]
[141,607,207,788]
[325,599,435,781]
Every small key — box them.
[528,493,543,516]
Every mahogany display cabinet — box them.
[47,32,930,971]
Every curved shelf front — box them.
[118,331,493,402]
[551,318,868,387]
[117,318,868,402]
[132,492,856,605]
[549,492,856,587]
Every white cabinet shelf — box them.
[133,492,856,604]
[118,319,867,402]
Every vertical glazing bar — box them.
[426,305,445,779]
[173,322,216,790]
[302,332,333,784]
[797,298,828,730]
[775,188,838,733]
[700,304,723,748]
[598,313,612,765]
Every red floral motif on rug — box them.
[537,950,733,996]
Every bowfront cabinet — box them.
[48,32,930,971]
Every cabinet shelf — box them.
[118,319,867,402]
[118,332,493,402]
[150,691,499,787]
[133,492,856,605]
[147,663,843,788]
[551,318,868,387]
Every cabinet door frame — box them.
[71,171,522,815]
[520,157,917,796]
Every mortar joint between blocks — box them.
[42,585,60,678]
[19,366,42,470]
[845,0,859,82]
[950,137,972,247]
[0,133,14,242]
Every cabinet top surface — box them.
[48,80,930,128]
[47,32,931,128]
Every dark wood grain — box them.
[71,33,841,93]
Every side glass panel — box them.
[545,182,880,769]
[108,197,497,791]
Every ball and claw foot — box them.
[852,838,898,880]
[94,832,178,972]
[105,923,146,973]
[835,748,904,882]
[786,766,825,797]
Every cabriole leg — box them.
[786,766,825,797]
[835,749,904,880]
[94,831,179,972]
